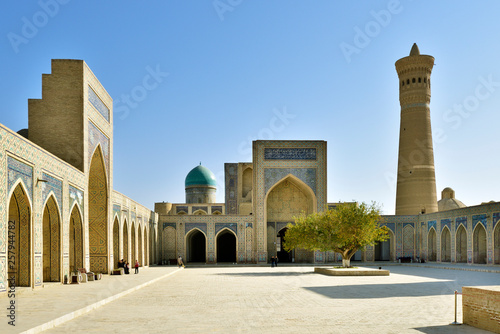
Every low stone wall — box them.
[462,286,500,333]
[314,267,390,276]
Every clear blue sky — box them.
[1,1,499,214]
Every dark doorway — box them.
[375,239,390,261]
[188,230,206,262]
[277,228,293,263]
[217,230,236,263]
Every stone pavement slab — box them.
[40,265,498,333]
[0,266,180,334]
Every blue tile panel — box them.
[176,206,188,214]
[428,220,437,231]
[456,216,467,230]
[163,223,176,229]
[440,219,451,232]
[113,204,121,220]
[192,206,208,213]
[211,206,223,213]
[264,168,316,195]
[472,214,487,230]
[7,156,33,203]
[185,223,207,235]
[225,163,238,214]
[41,172,62,210]
[264,148,316,160]
[69,185,84,215]
[383,222,395,233]
[215,223,237,235]
[88,86,110,121]
[88,121,110,173]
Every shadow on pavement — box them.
[214,271,316,277]
[413,324,490,333]
[304,281,466,299]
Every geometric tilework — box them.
[88,86,110,122]
[7,156,33,203]
[264,148,316,160]
[42,196,60,282]
[8,184,31,287]
[69,185,84,217]
[215,223,237,236]
[88,121,110,174]
[69,205,83,272]
[185,223,207,235]
[264,168,316,195]
[88,148,108,273]
[224,163,238,214]
[123,223,129,262]
[440,219,451,232]
[41,173,62,212]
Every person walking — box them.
[134,260,140,274]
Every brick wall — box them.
[463,286,500,333]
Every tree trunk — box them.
[342,258,350,268]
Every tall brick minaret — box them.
[395,44,438,215]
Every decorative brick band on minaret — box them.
[395,44,438,215]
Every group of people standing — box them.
[118,259,140,274]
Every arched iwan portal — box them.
[217,229,236,263]
[473,223,487,264]
[88,146,108,272]
[8,183,31,287]
[428,228,437,261]
[187,229,206,263]
[43,196,61,282]
[441,227,451,262]
[266,175,315,263]
[456,225,467,263]
[69,204,83,272]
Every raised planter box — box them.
[314,267,390,276]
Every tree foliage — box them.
[283,202,389,267]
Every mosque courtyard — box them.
[3,264,498,333]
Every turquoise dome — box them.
[185,165,217,188]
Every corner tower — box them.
[395,44,438,215]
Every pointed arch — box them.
[440,226,451,262]
[375,228,395,261]
[143,225,148,266]
[192,209,207,215]
[43,195,61,282]
[123,219,129,262]
[88,144,108,273]
[265,174,317,218]
[112,217,120,268]
[7,182,32,287]
[456,224,467,263]
[69,203,84,273]
[494,220,500,265]
[131,221,137,264]
[185,228,206,263]
[216,228,237,263]
[138,225,143,267]
[473,223,487,264]
[427,227,437,261]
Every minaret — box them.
[395,43,438,215]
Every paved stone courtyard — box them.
[2,265,499,333]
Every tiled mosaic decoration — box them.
[264,148,316,160]
[88,121,110,173]
[264,168,316,195]
[88,86,110,122]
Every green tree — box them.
[284,202,389,268]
